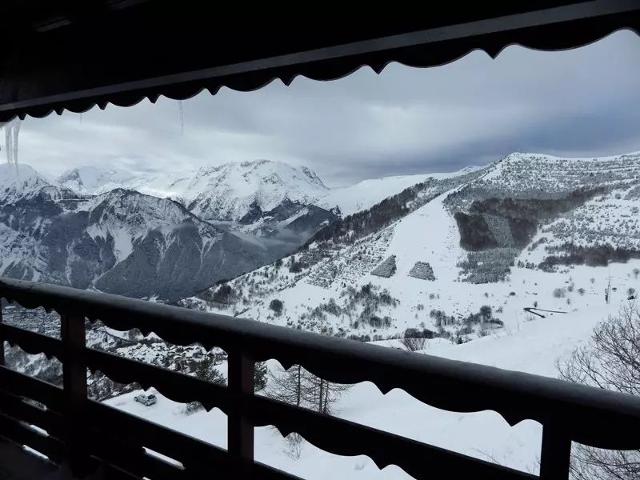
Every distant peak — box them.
[0,163,47,185]
[0,163,52,201]
[194,159,326,185]
[0,162,39,175]
[497,150,640,165]
[240,159,272,167]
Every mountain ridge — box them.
[182,150,640,345]
[0,171,287,300]
[58,159,330,222]
[8,151,640,303]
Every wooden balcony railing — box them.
[0,277,639,479]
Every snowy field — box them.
[105,261,636,478]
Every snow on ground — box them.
[105,257,639,479]
[384,191,464,283]
[521,186,640,257]
[473,151,640,195]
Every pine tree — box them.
[254,361,268,392]
[194,355,225,385]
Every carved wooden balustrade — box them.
[0,277,639,479]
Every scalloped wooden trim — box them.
[0,15,638,124]
[3,277,640,453]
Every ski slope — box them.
[385,191,465,283]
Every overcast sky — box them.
[16,30,640,187]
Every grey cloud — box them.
[16,30,640,186]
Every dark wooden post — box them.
[61,313,89,475]
[540,424,571,480]
[227,349,254,474]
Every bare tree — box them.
[284,433,304,459]
[266,364,348,415]
[558,303,640,479]
[400,336,426,352]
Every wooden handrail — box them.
[1,277,640,478]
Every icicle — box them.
[3,118,22,168]
[11,119,20,165]
[178,100,184,136]
[4,123,10,163]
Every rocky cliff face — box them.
[0,178,281,301]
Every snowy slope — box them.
[183,150,640,342]
[456,151,640,200]
[384,191,464,283]
[172,155,640,477]
[318,166,482,216]
[520,185,640,261]
[110,271,635,478]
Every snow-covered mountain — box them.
[57,160,339,252]
[182,151,640,343]
[57,166,146,195]
[58,160,330,222]
[0,164,59,202]
[17,151,640,306]
[165,160,329,222]
[58,161,484,221]
[0,170,284,300]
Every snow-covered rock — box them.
[0,163,54,202]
